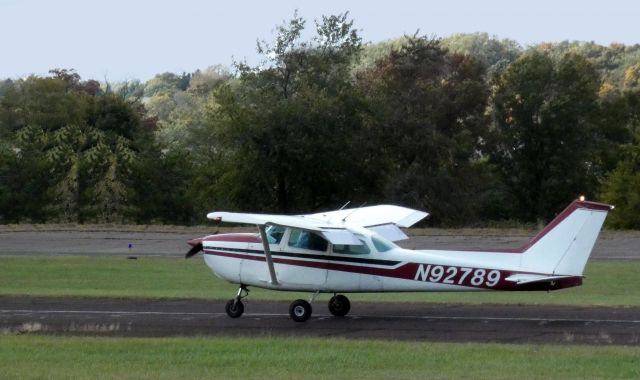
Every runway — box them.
[2,296,639,345]
[1,229,639,259]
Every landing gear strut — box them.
[328,294,351,317]
[225,285,248,318]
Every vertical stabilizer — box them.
[520,200,611,276]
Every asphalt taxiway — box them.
[2,296,639,345]
[1,229,639,259]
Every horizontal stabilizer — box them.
[505,274,576,285]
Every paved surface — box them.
[0,230,638,259]
[1,296,639,345]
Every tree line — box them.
[1,13,639,227]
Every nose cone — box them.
[187,238,203,248]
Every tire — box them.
[289,299,312,322]
[225,299,244,318]
[328,294,350,317]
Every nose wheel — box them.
[225,285,249,318]
[328,294,350,317]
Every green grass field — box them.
[1,335,639,380]
[0,256,638,305]
[1,256,639,379]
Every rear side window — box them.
[288,229,328,251]
[372,237,393,252]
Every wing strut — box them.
[258,225,279,285]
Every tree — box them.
[600,89,640,228]
[490,51,602,222]
[200,12,377,214]
[359,36,490,225]
[600,135,640,228]
[144,72,191,97]
[443,33,521,78]
[0,72,161,223]
[0,126,53,222]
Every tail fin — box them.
[520,199,612,276]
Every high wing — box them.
[207,212,330,231]
[208,204,428,243]
[308,205,428,228]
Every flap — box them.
[367,224,409,241]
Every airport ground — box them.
[1,226,639,378]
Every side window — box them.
[372,237,393,252]
[265,225,285,244]
[288,229,328,252]
[333,239,371,255]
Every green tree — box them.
[600,135,640,228]
[600,89,640,228]
[0,72,161,223]
[144,72,191,97]
[443,33,521,78]
[359,36,490,225]
[490,52,602,221]
[200,12,377,213]
[0,126,52,222]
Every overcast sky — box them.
[1,0,638,82]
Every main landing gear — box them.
[289,299,312,322]
[328,294,351,317]
[225,286,351,322]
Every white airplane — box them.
[186,197,612,322]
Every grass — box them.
[0,256,639,306]
[0,335,638,379]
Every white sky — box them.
[1,0,638,82]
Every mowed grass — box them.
[0,335,639,380]
[0,256,638,306]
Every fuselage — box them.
[196,226,581,293]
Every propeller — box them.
[185,241,203,259]
[185,219,220,259]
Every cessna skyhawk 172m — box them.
[186,198,612,322]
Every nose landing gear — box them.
[225,285,249,318]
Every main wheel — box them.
[328,294,351,317]
[225,299,244,318]
[289,299,312,322]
